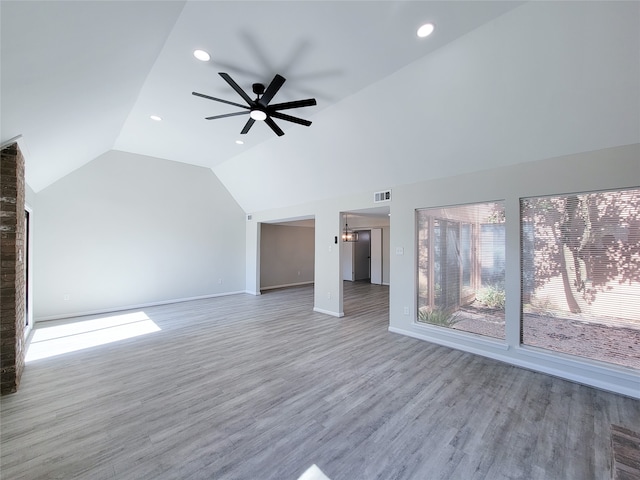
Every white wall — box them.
[341,241,354,281]
[25,183,37,207]
[388,144,640,398]
[247,144,640,398]
[33,150,246,319]
[247,199,380,317]
[260,223,315,290]
[214,1,640,213]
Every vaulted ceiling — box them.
[2,1,638,213]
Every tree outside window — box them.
[521,188,640,369]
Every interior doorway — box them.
[258,216,315,293]
[342,228,384,283]
[340,208,390,317]
[353,230,371,281]
[24,209,29,326]
[24,205,33,337]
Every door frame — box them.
[370,228,382,284]
[24,204,34,338]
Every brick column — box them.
[1,143,26,395]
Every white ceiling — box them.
[2,1,638,213]
[0,1,185,190]
[0,1,520,188]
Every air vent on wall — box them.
[374,190,392,203]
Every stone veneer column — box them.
[1,142,26,395]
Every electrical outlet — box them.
[403,306,410,315]
[63,294,70,301]
[327,292,331,299]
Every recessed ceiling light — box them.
[150,115,162,121]
[193,49,211,62]
[235,140,244,145]
[417,23,435,38]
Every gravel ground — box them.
[432,306,640,370]
[521,314,640,370]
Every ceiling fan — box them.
[192,73,317,137]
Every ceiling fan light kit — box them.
[193,72,317,137]
[250,109,267,121]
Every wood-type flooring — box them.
[1,282,639,479]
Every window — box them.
[521,188,640,369]
[417,202,505,339]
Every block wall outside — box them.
[1,143,26,395]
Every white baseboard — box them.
[35,291,247,322]
[313,307,344,318]
[260,281,314,291]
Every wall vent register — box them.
[374,190,392,203]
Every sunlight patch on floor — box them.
[26,311,160,362]
[297,464,331,480]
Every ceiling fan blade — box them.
[241,118,256,134]
[264,117,284,136]
[269,111,312,127]
[218,73,254,105]
[269,98,317,111]
[258,74,286,107]
[205,111,249,120]
[192,92,249,110]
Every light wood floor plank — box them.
[1,282,639,479]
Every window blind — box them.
[520,188,640,369]
[416,201,505,339]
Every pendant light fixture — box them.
[342,213,358,242]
